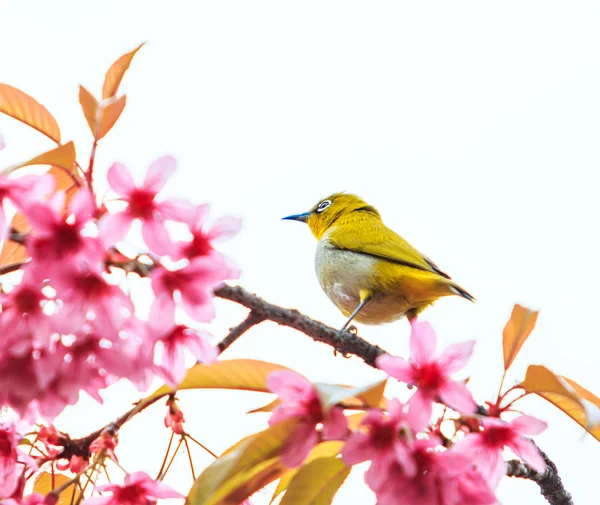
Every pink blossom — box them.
[376,320,476,428]
[454,414,547,487]
[267,370,347,467]
[0,418,37,498]
[3,493,50,505]
[99,157,195,255]
[171,203,241,261]
[26,189,102,274]
[83,472,183,505]
[52,262,133,340]
[164,398,185,435]
[90,431,118,461]
[151,324,219,387]
[342,399,420,491]
[150,256,239,332]
[370,439,497,505]
[56,455,87,473]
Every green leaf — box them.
[151,359,292,398]
[279,457,350,505]
[187,419,298,505]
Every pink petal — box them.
[207,216,242,241]
[143,155,176,193]
[266,370,313,401]
[158,198,196,223]
[69,188,94,222]
[180,290,215,322]
[509,437,547,474]
[341,432,372,465]
[280,421,318,467]
[387,397,405,422]
[393,440,417,477]
[437,341,476,375]
[323,406,348,439]
[107,162,135,196]
[191,203,211,229]
[510,415,548,436]
[99,211,133,247]
[376,354,414,383]
[141,219,172,256]
[24,203,56,232]
[407,389,433,431]
[409,320,437,364]
[0,205,7,243]
[81,497,112,505]
[149,294,176,335]
[128,471,184,499]
[438,380,477,414]
[186,331,219,364]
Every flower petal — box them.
[143,155,176,193]
[107,162,135,196]
[280,421,318,467]
[407,389,433,431]
[509,437,547,473]
[69,188,95,222]
[323,406,348,439]
[207,216,242,241]
[437,341,475,375]
[409,320,437,364]
[510,415,548,436]
[438,379,477,414]
[98,211,133,247]
[158,198,196,223]
[341,432,372,465]
[266,370,313,401]
[141,219,172,256]
[376,354,414,383]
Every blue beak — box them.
[282,212,310,223]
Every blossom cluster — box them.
[267,320,548,505]
[0,156,238,424]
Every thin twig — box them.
[218,310,266,352]
[155,431,175,480]
[183,436,196,481]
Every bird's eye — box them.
[316,200,332,213]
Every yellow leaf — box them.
[102,43,145,99]
[151,359,292,398]
[519,365,597,440]
[33,472,81,505]
[271,441,344,503]
[79,85,100,136]
[98,95,127,140]
[9,142,76,173]
[279,457,350,505]
[0,84,61,143]
[503,304,539,370]
[562,376,600,438]
[187,419,298,505]
[248,398,280,414]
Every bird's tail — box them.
[448,283,476,302]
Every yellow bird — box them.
[283,193,474,330]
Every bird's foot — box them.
[333,347,352,358]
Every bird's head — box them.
[282,193,379,239]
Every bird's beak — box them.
[282,212,310,223]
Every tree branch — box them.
[218,310,266,352]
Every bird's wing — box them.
[328,219,451,279]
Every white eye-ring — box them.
[316,199,332,213]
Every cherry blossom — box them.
[0,418,37,498]
[171,203,241,261]
[454,414,547,486]
[83,472,182,505]
[267,370,347,467]
[376,320,477,428]
[164,397,185,435]
[99,157,195,255]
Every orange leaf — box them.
[8,142,76,173]
[98,95,127,140]
[33,472,81,505]
[502,304,539,370]
[102,43,145,99]
[0,84,61,143]
[79,85,99,136]
[519,365,600,441]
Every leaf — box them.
[187,419,298,505]
[315,379,387,413]
[562,377,600,437]
[9,142,76,173]
[33,472,81,505]
[519,365,597,440]
[503,304,539,370]
[271,441,344,503]
[98,95,127,139]
[279,457,350,505]
[248,398,280,414]
[79,86,127,140]
[151,359,292,398]
[102,42,145,99]
[0,84,61,143]
[79,85,99,136]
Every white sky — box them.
[1,2,600,504]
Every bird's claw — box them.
[333,348,351,358]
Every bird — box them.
[282,193,474,331]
